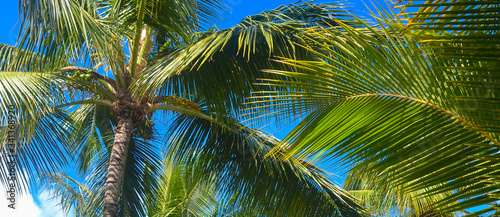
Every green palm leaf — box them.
[17,0,126,78]
[134,1,360,115]
[398,0,500,138]
[148,157,218,217]
[0,71,76,191]
[163,104,364,216]
[247,6,499,215]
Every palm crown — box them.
[0,0,365,216]
[2,0,498,216]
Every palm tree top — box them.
[1,1,366,216]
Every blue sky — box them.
[0,1,381,216]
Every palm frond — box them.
[134,1,359,116]
[246,8,499,215]
[397,0,500,140]
[0,43,69,72]
[0,71,75,192]
[0,67,119,190]
[69,103,114,175]
[397,4,500,214]
[163,106,364,216]
[148,157,218,217]
[344,162,456,217]
[145,0,229,45]
[17,0,126,79]
[39,171,98,217]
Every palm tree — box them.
[244,1,500,216]
[0,0,364,216]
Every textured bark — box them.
[103,117,134,217]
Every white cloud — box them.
[0,184,72,217]
[0,184,41,217]
[38,191,72,217]
[0,157,75,217]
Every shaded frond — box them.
[163,108,364,216]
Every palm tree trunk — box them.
[103,117,134,217]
